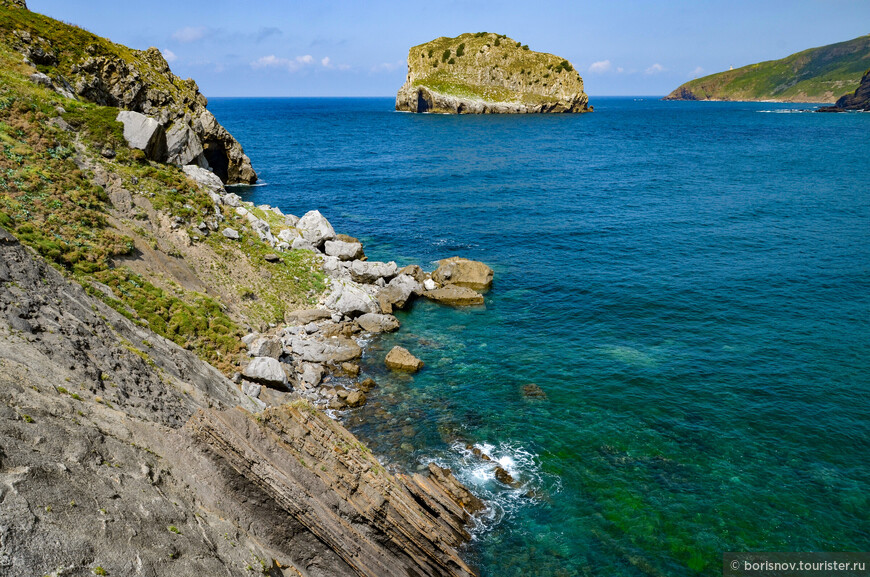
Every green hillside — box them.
[665,34,870,103]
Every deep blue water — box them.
[209,97,870,576]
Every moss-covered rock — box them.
[396,32,590,114]
[0,5,256,183]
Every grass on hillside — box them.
[671,34,870,102]
[0,28,324,373]
[407,32,584,103]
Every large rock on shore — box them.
[324,279,379,317]
[116,111,167,161]
[423,285,485,306]
[242,356,288,386]
[385,346,424,372]
[297,210,336,247]
[285,335,362,363]
[431,257,493,290]
[357,313,400,333]
[350,260,398,284]
[377,274,422,313]
[324,239,364,261]
[396,33,590,114]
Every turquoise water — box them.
[210,97,870,576]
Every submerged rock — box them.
[423,285,484,307]
[385,346,423,372]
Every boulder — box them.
[357,377,378,392]
[248,337,282,359]
[324,280,378,317]
[116,111,167,161]
[241,381,262,399]
[222,227,239,240]
[431,257,493,290]
[398,264,427,284]
[376,274,422,313]
[299,363,325,387]
[286,336,362,364]
[423,285,484,307]
[345,390,367,408]
[285,308,332,325]
[166,122,206,166]
[349,260,398,284]
[183,164,224,193]
[423,278,437,291]
[385,346,423,372]
[324,239,364,261]
[277,228,301,244]
[494,466,520,487]
[522,383,547,399]
[242,357,288,387]
[296,210,335,247]
[357,313,400,333]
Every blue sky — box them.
[27,0,870,98]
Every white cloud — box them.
[162,49,177,63]
[370,60,404,73]
[690,66,704,77]
[251,54,317,72]
[172,26,207,43]
[321,56,331,67]
[617,67,624,73]
[645,63,666,75]
[588,60,612,73]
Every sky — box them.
[27,0,870,98]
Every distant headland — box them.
[664,34,870,104]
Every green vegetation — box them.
[665,34,870,103]
[168,525,181,534]
[406,33,585,108]
[93,567,108,576]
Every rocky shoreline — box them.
[181,165,494,417]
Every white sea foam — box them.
[421,439,561,537]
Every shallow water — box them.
[211,97,870,576]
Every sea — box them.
[209,96,870,577]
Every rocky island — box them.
[396,32,590,114]
[0,2,497,575]
[664,34,870,103]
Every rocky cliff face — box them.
[0,230,483,576]
[0,5,256,183]
[819,68,870,111]
[396,32,590,114]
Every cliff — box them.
[664,34,870,103]
[0,2,256,183]
[0,232,481,576]
[396,32,590,114]
[0,4,488,575]
[819,68,870,111]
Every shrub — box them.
[522,45,529,50]
[448,58,455,64]
[456,43,465,57]
[441,49,451,62]
[494,38,501,46]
